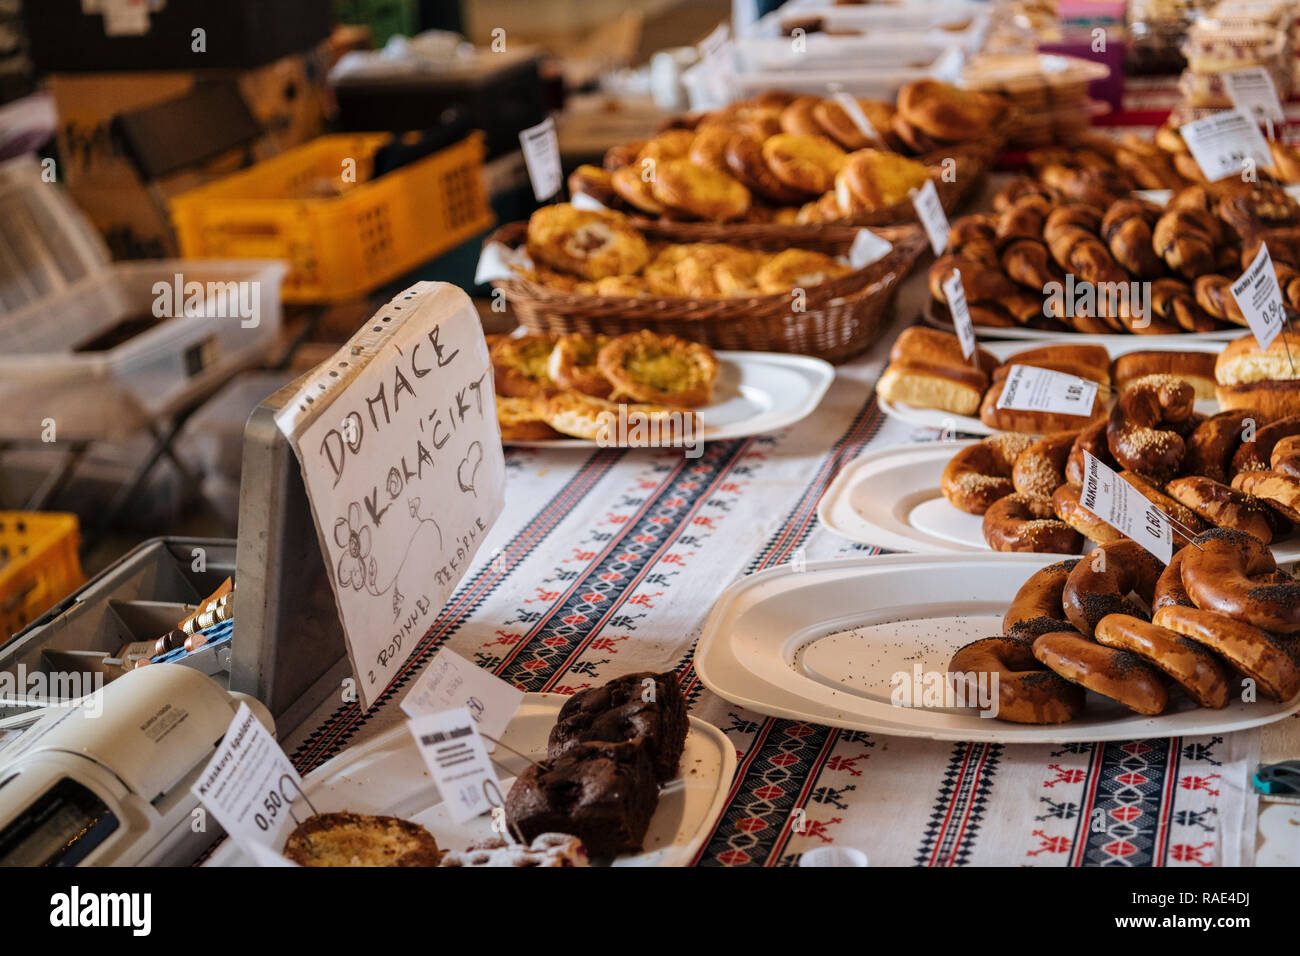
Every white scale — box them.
[0,664,272,866]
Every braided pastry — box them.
[1106,374,1195,481]
[1153,208,1223,279]
[1151,278,1221,333]
[1193,275,1248,326]
[1100,199,1164,278]
[1000,238,1056,290]
[993,176,1061,212]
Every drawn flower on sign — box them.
[333,502,373,591]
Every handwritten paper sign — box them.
[276,283,506,709]
[401,646,524,744]
[1079,452,1174,563]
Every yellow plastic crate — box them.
[169,132,494,303]
[0,512,84,642]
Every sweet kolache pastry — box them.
[598,331,719,408]
[282,812,443,867]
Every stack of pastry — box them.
[951,529,1299,724]
[567,79,1004,226]
[932,176,1300,334]
[492,329,716,444]
[517,203,857,299]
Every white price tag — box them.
[848,228,893,269]
[699,23,730,60]
[1078,452,1174,564]
[401,647,524,745]
[100,0,152,36]
[475,240,534,284]
[830,90,882,145]
[1222,68,1285,128]
[191,703,302,853]
[409,707,503,824]
[1230,240,1286,351]
[518,116,562,202]
[942,269,975,359]
[1179,109,1273,182]
[570,191,609,212]
[996,365,1099,417]
[911,179,949,255]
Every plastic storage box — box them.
[0,259,286,442]
[0,512,84,642]
[169,132,494,303]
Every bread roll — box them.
[1215,333,1300,386]
[1113,350,1217,399]
[992,344,1111,387]
[979,378,1108,434]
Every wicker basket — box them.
[487,222,928,363]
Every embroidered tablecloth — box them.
[282,276,1273,868]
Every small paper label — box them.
[1180,109,1273,182]
[831,91,882,145]
[401,647,524,745]
[475,240,534,284]
[519,116,562,202]
[848,228,892,269]
[699,23,730,60]
[1222,68,1285,127]
[1078,452,1174,563]
[996,365,1099,417]
[570,191,609,212]
[912,180,949,255]
[192,704,303,853]
[1230,240,1286,351]
[100,0,151,36]
[942,268,975,359]
[409,707,504,824]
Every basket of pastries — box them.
[567,79,1015,243]
[928,169,1300,334]
[953,529,1299,724]
[485,203,927,362]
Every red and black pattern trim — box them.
[915,742,1003,866]
[1068,738,1179,867]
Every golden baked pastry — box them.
[897,80,999,142]
[526,204,649,280]
[813,97,895,151]
[761,133,847,195]
[650,158,751,221]
[610,165,665,215]
[834,148,929,213]
[755,249,852,294]
[597,331,719,407]
[688,125,734,173]
[779,96,825,136]
[591,276,648,297]
[567,164,618,206]
[723,133,806,204]
[497,396,563,440]
[635,129,696,165]
[283,812,442,867]
[547,334,613,397]
[542,391,699,444]
[491,334,560,399]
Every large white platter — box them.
[206,693,736,867]
[694,553,1300,743]
[504,350,834,448]
[816,439,1300,563]
[878,336,1227,436]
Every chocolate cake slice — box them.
[505,740,656,858]
[546,671,687,781]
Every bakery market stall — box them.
[0,0,1296,912]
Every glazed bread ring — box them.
[755,249,852,294]
[1031,630,1168,715]
[1065,419,1114,488]
[812,97,893,150]
[1177,528,1300,633]
[1003,558,1081,634]
[1013,430,1080,498]
[941,433,1037,515]
[1152,546,1196,613]
[610,165,666,215]
[1052,482,1125,544]
[1186,409,1261,483]
[491,334,560,399]
[525,204,651,280]
[762,134,846,195]
[596,331,718,408]
[1106,374,1194,482]
[982,493,1082,554]
[1153,605,1300,701]
[896,80,998,141]
[1165,476,1277,544]
[496,397,562,441]
[1119,472,1206,548]
[723,134,807,204]
[833,149,929,214]
[1093,613,1231,709]
[948,637,1085,724]
[1231,416,1300,474]
[1232,470,1300,523]
[1062,540,1165,637]
[547,334,612,398]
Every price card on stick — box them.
[401,646,524,744]
[1179,109,1273,182]
[848,228,893,269]
[1079,452,1174,564]
[1222,67,1285,130]
[828,85,882,145]
[192,703,302,854]
[409,707,504,824]
[912,179,949,255]
[1230,241,1286,351]
[518,116,562,202]
[275,283,506,710]
[942,269,976,359]
[996,365,1099,417]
